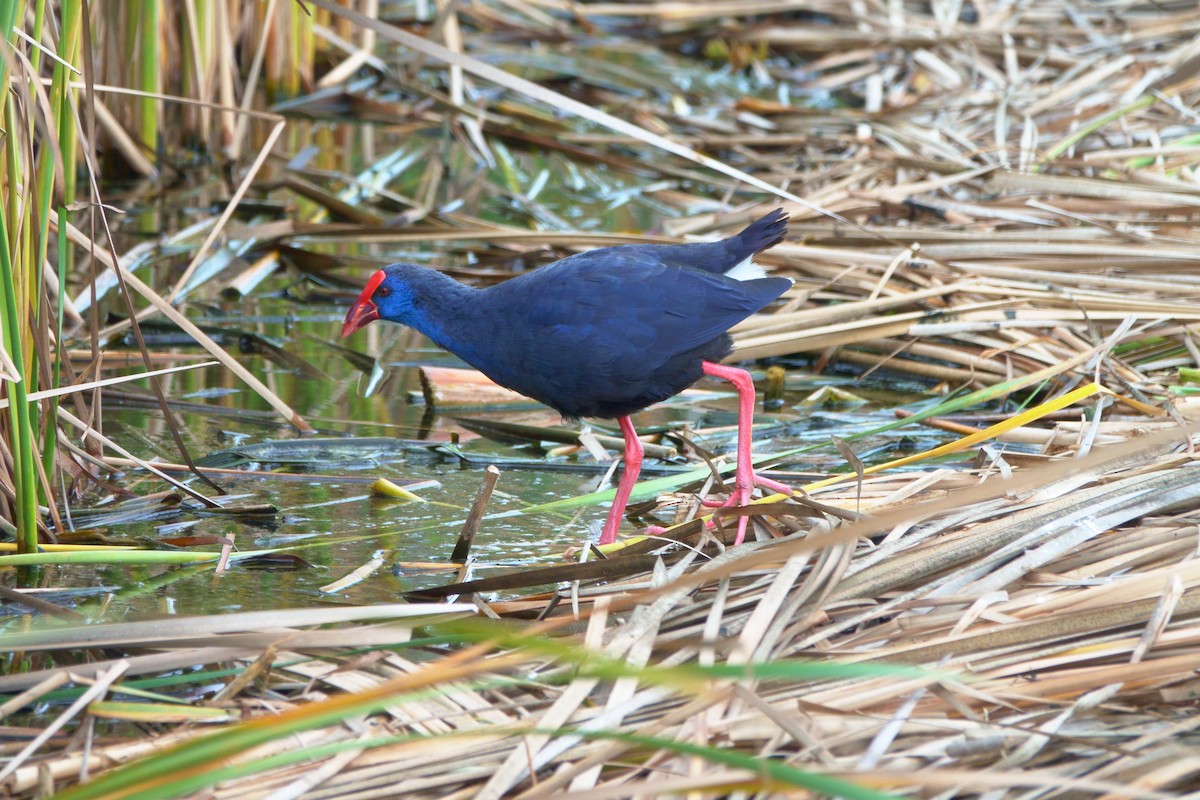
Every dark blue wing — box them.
[494,249,788,371]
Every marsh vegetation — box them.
[2,1,1200,797]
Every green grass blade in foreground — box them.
[0,549,270,567]
[31,662,302,706]
[517,357,1093,515]
[52,677,904,800]
[51,650,520,800]
[55,721,900,800]
[89,701,232,724]
[582,730,899,800]
[1038,95,1155,167]
[72,726,899,800]
[51,616,929,800]
[437,618,940,685]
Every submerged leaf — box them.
[197,437,415,467]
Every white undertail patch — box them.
[724,257,767,281]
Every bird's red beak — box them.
[341,270,386,337]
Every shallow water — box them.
[51,237,925,620]
[50,286,948,619]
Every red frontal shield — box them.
[341,270,386,336]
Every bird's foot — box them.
[701,472,799,544]
[643,473,800,544]
[648,484,748,542]
[700,472,797,507]
[702,481,753,545]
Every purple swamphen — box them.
[342,209,793,545]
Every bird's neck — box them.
[409,273,491,359]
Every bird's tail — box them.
[734,208,789,257]
[721,209,789,281]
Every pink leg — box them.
[702,362,755,544]
[630,365,799,545]
[700,361,798,545]
[599,415,644,545]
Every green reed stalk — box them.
[0,93,39,551]
[42,214,69,495]
[299,2,314,90]
[34,0,80,325]
[0,0,34,552]
[29,0,45,73]
[42,1,81,520]
[57,0,81,206]
[138,0,159,161]
[32,128,56,504]
[181,0,198,139]
[285,2,315,98]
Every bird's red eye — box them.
[377,286,391,297]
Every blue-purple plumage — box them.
[354,210,792,419]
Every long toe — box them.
[732,513,751,546]
[700,484,756,544]
[752,473,798,496]
[730,483,754,545]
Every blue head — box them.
[341,264,461,343]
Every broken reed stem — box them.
[451,464,500,563]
